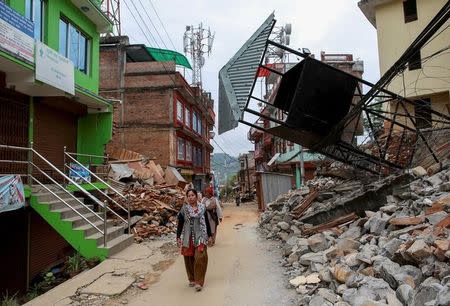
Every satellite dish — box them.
[285,35,290,46]
[285,23,292,35]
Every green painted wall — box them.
[6,0,102,93]
[30,195,109,260]
[77,112,112,161]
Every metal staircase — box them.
[0,144,133,260]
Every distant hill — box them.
[211,153,239,185]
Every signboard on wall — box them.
[0,1,34,62]
[35,41,75,95]
[69,163,91,184]
[0,175,25,213]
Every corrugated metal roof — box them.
[218,14,276,134]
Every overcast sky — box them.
[121,0,380,157]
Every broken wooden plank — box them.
[302,213,358,236]
[292,189,318,217]
[389,216,425,226]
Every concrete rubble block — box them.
[319,267,333,283]
[277,221,290,231]
[286,236,300,247]
[339,226,362,240]
[380,204,399,214]
[344,253,362,268]
[296,285,309,295]
[297,295,312,306]
[336,238,361,252]
[297,237,310,247]
[360,300,389,306]
[412,277,443,306]
[360,266,375,277]
[426,211,449,226]
[381,238,403,259]
[307,233,329,252]
[396,283,413,306]
[434,261,450,280]
[411,166,427,177]
[386,294,403,306]
[427,174,443,187]
[299,252,326,266]
[308,295,333,306]
[335,302,351,306]
[435,285,450,306]
[80,274,135,296]
[333,264,355,284]
[289,275,306,287]
[346,273,366,288]
[440,182,450,192]
[317,287,341,304]
[406,239,433,262]
[278,231,289,241]
[287,252,299,264]
[366,212,390,235]
[305,273,321,284]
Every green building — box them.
[0,0,131,296]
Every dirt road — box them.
[127,202,297,306]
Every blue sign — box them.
[69,163,91,184]
[0,1,34,38]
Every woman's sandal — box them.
[195,284,203,292]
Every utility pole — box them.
[245,154,250,193]
[183,23,214,87]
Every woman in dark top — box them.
[176,188,212,291]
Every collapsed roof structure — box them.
[218,4,450,174]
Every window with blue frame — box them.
[59,18,89,74]
[25,0,45,42]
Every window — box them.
[193,112,198,132]
[414,98,432,129]
[59,18,89,73]
[186,141,192,161]
[26,0,45,42]
[408,50,421,71]
[193,147,203,167]
[198,118,202,135]
[177,138,185,160]
[176,100,183,122]
[403,0,418,23]
[185,107,191,128]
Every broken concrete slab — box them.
[80,274,135,296]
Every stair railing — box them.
[64,149,131,233]
[0,143,113,246]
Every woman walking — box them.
[202,187,223,246]
[176,188,212,291]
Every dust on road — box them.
[127,202,297,306]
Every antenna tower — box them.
[183,23,214,87]
[102,0,121,36]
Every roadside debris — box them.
[259,159,450,306]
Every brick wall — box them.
[99,48,120,91]
[107,127,173,167]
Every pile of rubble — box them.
[259,162,450,306]
[113,185,185,243]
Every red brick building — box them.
[99,36,215,190]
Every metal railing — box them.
[0,143,131,246]
[64,151,130,233]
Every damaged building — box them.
[100,36,215,190]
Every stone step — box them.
[44,198,86,210]
[85,226,126,246]
[35,190,77,203]
[73,219,116,237]
[52,205,95,219]
[65,212,104,228]
[99,234,134,256]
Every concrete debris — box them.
[258,159,450,306]
[112,185,186,242]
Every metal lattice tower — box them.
[183,23,214,87]
[102,0,121,36]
